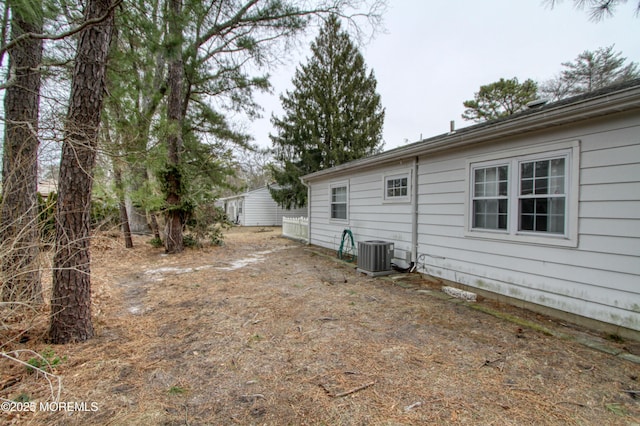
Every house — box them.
[37,179,58,197]
[301,79,640,338]
[218,185,307,227]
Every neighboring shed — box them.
[301,79,640,338]
[37,179,58,197]
[218,185,307,226]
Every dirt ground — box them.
[2,226,640,425]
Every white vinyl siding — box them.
[308,164,414,255]
[306,110,640,332]
[221,186,307,226]
[418,117,639,332]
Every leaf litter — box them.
[1,226,639,425]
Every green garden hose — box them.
[338,229,356,262]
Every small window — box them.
[384,172,411,202]
[387,177,407,197]
[330,184,348,220]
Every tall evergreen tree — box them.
[163,0,185,254]
[269,15,385,209]
[1,0,44,304]
[49,0,116,344]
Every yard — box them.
[2,226,640,425]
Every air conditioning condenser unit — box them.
[357,240,394,276]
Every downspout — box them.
[411,156,419,269]
[299,176,311,245]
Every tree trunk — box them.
[164,0,184,254]
[124,196,151,234]
[119,203,133,248]
[48,0,115,344]
[113,163,133,248]
[1,2,44,304]
[124,163,151,234]
[149,211,161,241]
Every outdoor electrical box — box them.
[357,241,394,276]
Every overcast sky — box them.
[248,0,640,151]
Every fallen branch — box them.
[555,400,587,408]
[240,394,265,403]
[404,398,444,412]
[242,313,260,327]
[0,376,20,391]
[1,350,61,402]
[481,358,505,371]
[503,383,535,392]
[404,401,422,412]
[327,381,375,398]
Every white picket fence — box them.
[282,216,308,242]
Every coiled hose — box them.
[338,229,356,262]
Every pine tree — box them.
[1,0,44,304]
[49,0,115,344]
[543,0,640,22]
[540,45,640,101]
[269,15,385,209]
[462,77,539,123]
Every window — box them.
[472,165,508,230]
[467,144,577,245]
[330,183,348,220]
[383,171,411,202]
[387,176,408,198]
[519,158,566,234]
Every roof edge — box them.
[302,80,640,181]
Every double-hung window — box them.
[330,183,348,220]
[518,158,566,234]
[467,144,577,245]
[472,165,509,230]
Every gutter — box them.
[411,156,419,266]
[299,176,311,244]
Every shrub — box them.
[148,237,163,248]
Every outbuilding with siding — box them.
[218,185,307,227]
[301,79,640,338]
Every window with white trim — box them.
[472,165,508,230]
[330,183,348,220]
[468,148,574,241]
[384,172,410,202]
[518,157,566,234]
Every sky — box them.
[247,0,640,151]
